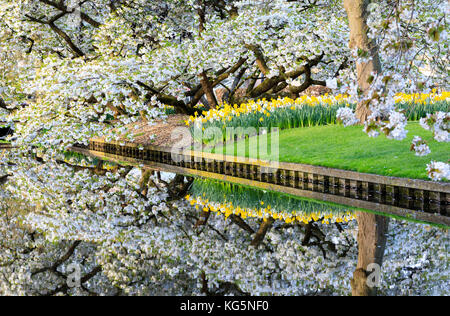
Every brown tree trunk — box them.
[138,169,153,197]
[351,212,389,296]
[199,72,218,109]
[197,1,218,109]
[197,1,206,36]
[344,3,389,293]
[344,0,382,122]
[0,96,8,110]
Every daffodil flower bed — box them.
[393,91,450,104]
[186,178,357,225]
[186,94,351,129]
[186,92,449,145]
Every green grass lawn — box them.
[212,122,449,180]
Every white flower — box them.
[387,126,408,140]
[433,127,449,142]
[415,144,431,156]
[383,111,408,140]
[426,161,450,181]
[411,136,431,156]
[336,107,359,127]
[419,117,431,130]
[420,112,449,141]
[367,129,380,138]
[326,78,338,90]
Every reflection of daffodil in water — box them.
[185,195,356,225]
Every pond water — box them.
[0,163,448,296]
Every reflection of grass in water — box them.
[189,178,449,229]
[189,178,356,224]
[62,150,117,170]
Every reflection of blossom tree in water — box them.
[0,179,448,295]
[0,0,448,295]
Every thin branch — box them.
[251,217,275,247]
[32,241,81,276]
[39,0,101,28]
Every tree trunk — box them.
[197,1,218,109]
[343,0,382,122]
[0,96,8,110]
[351,212,389,296]
[138,169,153,197]
[199,72,218,109]
[343,3,389,293]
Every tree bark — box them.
[138,169,153,197]
[343,0,382,122]
[195,210,211,228]
[199,72,218,108]
[0,97,8,110]
[344,1,390,294]
[351,212,389,296]
[197,1,218,109]
[0,174,10,185]
[245,44,270,76]
[190,58,246,107]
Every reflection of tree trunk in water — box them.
[251,217,275,247]
[0,96,8,110]
[351,212,389,296]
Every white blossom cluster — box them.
[426,161,450,182]
[383,111,409,141]
[411,136,431,157]
[420,112,450,143]
[336,107,359,127]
